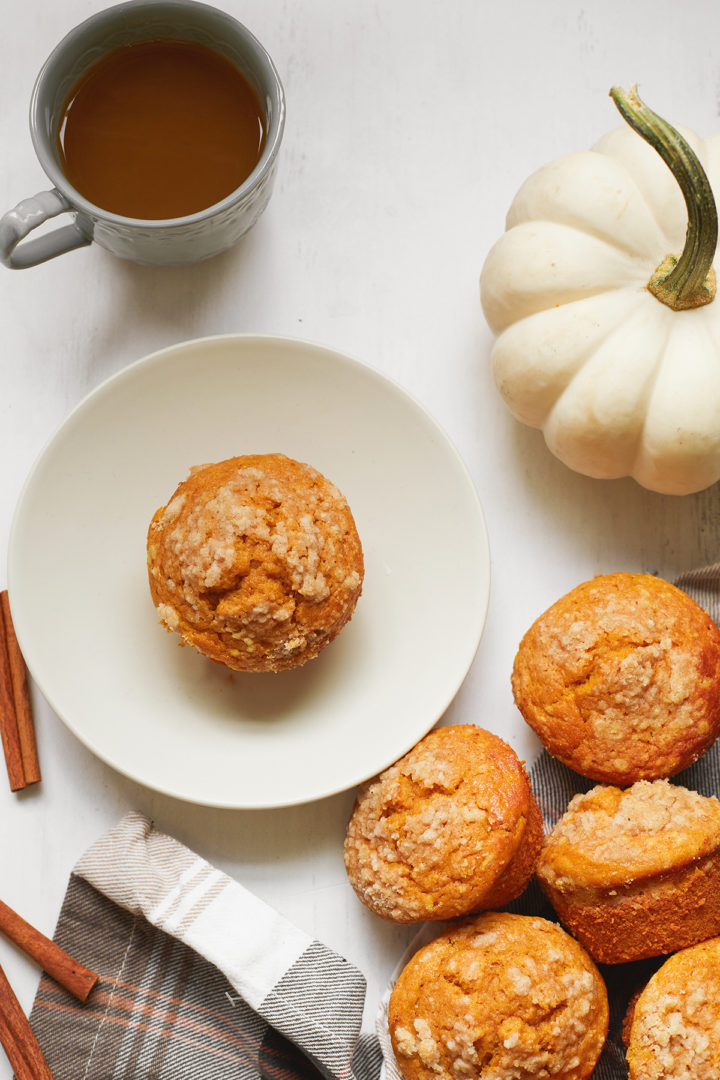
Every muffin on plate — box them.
[147,453,363,672]
[624,936,720,1079]
[388,911,608,1080]
[344,725,543,922]
[512,572,720,784]
[536,779,720,964]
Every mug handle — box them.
[0,189,91,269]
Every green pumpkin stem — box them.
[610,84,717,310]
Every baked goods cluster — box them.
[147,462,720,1080]
[344,724,607,1078]
[147,453,363,672]
[349,572,720,1080]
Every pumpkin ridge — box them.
[630,313,701,487]
[506,150,670,262]
[480,221,648,334]
[493,289,641,433]
[695,298,720,358]
[544,300,671,478]
[520,217,659,262]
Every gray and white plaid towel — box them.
[26,564,720,1080]
[29,812,380,1080]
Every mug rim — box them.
[29,0,286,228]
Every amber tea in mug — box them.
[0,1,285,268]
[57,38,266,220]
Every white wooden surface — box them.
[1,0,720,1063]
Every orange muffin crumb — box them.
[537,779,720,964]
[388,912,608,1080]
[344,725,543,922]
[147,454,363,672]
[512,573,720,784]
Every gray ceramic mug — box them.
[0,0,285,268]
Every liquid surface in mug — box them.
[57,39,265,219]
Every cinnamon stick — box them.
[0,606,24,792]
[0,592,40,785]
[0,960,55,1080]
[0,590,41,790]
[0,898,97,1003]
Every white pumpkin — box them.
[480,87,720,495]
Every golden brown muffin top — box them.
[344,726,539,922]
[147,454,363,671]
[537,780,720,893]
[512,573,720,784]
[389,912,608,1080]
[627,937,720,1079]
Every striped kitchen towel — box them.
[28,812,382,1080]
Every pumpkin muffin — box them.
[388,911,608,1080]
[624,936,720,1079]
[344,725,543,923]
[147,453,363,672]
[512,572,720,784]
[536,779,720,964]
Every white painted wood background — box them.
[0,0,719,1063]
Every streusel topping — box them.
[512,573,720,784]
[344,726,541,922]
[147,454,363,672]
[389,912,607,1080]
[538,780,720,891]
[628,937,720,1079]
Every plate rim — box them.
[7,333,491,808]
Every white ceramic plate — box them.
[8,335,490,808]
